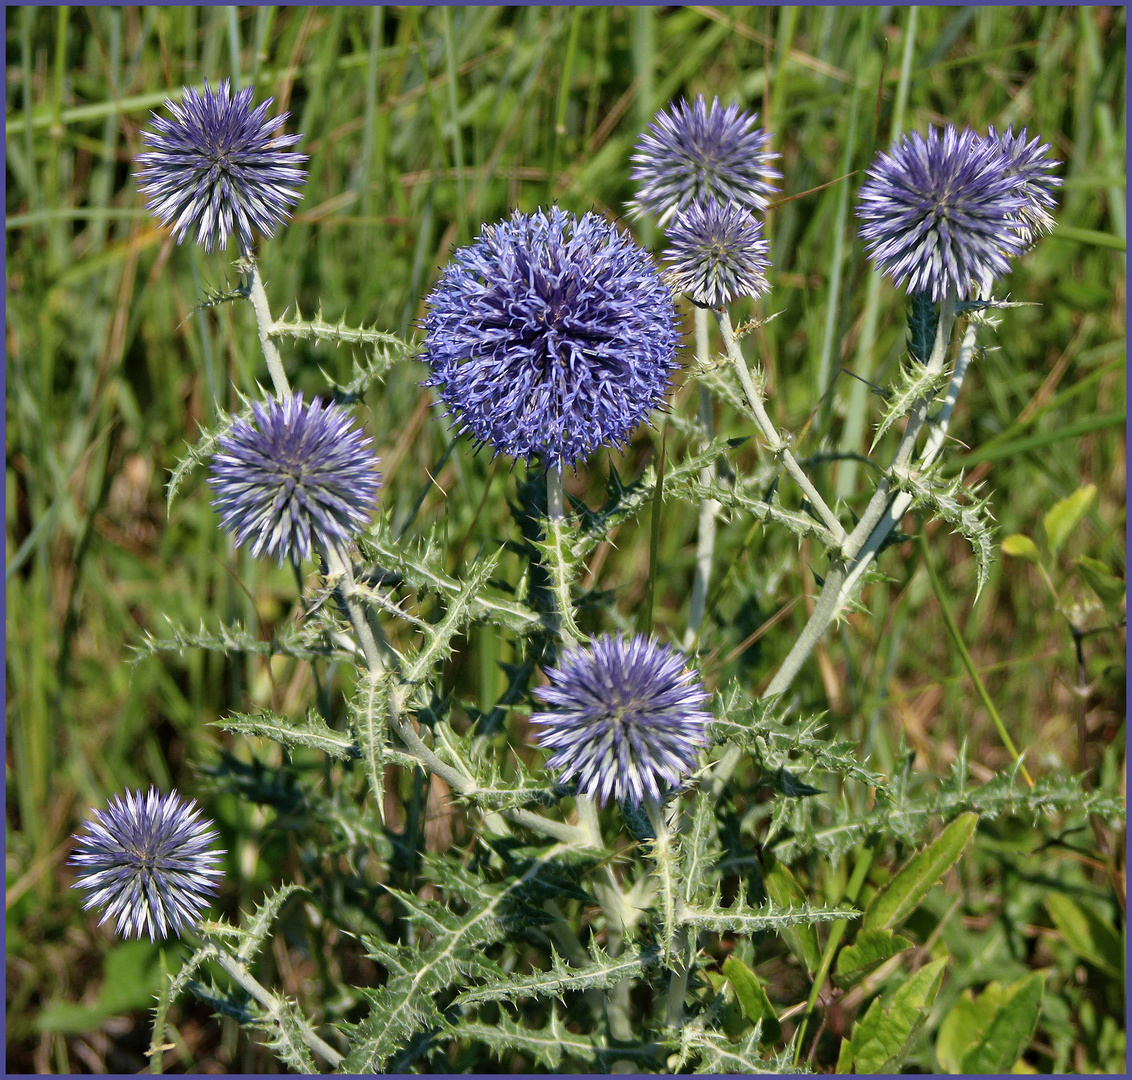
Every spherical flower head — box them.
[70,788,224,941]
[665,200,771,308]
[136,78,307,253]
[209,393,381,567]
[423,208,679,467]
[856,125,1033,301]
[984,125,1062,245]
[530,634,711,807]
[629,95,781,225]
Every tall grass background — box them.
[5,5,1125,1073]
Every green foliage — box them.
[936,974,1046,1074]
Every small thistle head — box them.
[984,124,1062,245]
[208,393,381,567]
[665,201,772,308]
[70,788,224,941]
[629,95,780,225]
[530,634,711,807]
[423,207,679,467]
[136,78,307,254]
[856,125,1036,301]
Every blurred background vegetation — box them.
[6,5,1125,1073]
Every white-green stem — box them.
[209,939,343,1068]
[245,258,290,399]
[716,308,847,547]
[546,465,582,645]
[685,308,719,650]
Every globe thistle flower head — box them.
[136,78,307,253]
[665,200,771,308]
[423,208,679,467]
[530,634,711,808]
[629,95,781,224]
[856,125,1032,301]
[70,788,224,941]
[209,393,381,567]
[984,125,1062,245]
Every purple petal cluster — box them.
[70,788,224,941]
[209,393,381,567]
[665,201,772,308]
[136,78,307,253]
[856,124,1060,301]
[530,635,711,807]
[423,208,679,467]
[985,125,1063,244]
[629,96,780,224]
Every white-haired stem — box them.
[244,259,291,398]
[546,464,582,645]
[716,307,848,547]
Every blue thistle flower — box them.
[136,79,307,254]
[209,393,381,566]
[530,635,711,807]
[629,95,780,225]
[665,201,771,308]
[856,125,1032,301]
[984,124,1062,245]
[70,788,224,941]
[423,208,679,467]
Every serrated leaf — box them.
[234,884,307,963]
[722,957,782,1043]
[1045,893,1123,978]
[682,897,859,935]
[862,812,977,932]
[1001,534,1040,562]
[1043,484,1096,555]
[957,974,1044,1074]
[348,670,395,821]
[833,929,913,989]
[681,1027,805,1074]
[214,710,357,760]
[1074,555,1126,610]
[763,860,821,977]
[839,956,947,1073]
[871,360,950,450]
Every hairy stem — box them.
[685,308,719,650]
[717,307,847,546]
[244,259,291,398]
[546,465,582,644]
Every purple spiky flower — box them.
[208,393,381,566]
[665,201,772,308]
[856,125,1038,301]
[70,788,224,941]
[136,78,307,253]
[530,635,711,807]
[629,95,780,225]
[984,125,1062,245]
[423,207,679,467]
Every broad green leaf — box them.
[839,957,947,1074]
[1042,484,1096,555]
[862,813,977,931]
[38,941,162,1033]
[936,984,996,1073]
[959,973,1044,1073]
[1001,534,1040,562]
[722,956,782,1043]
[1045,893,1123,978]
[1074,555,1126,610]
[763,859,822,976]
[833,928,913,989]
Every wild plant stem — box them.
[716,307,847,546]
[685,308,719,651]
[244,258,290,398]
[546,465,582,645]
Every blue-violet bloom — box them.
[629,95,780,224]
[530,634,711,807]
[856,125,1034,301]
[209,393,381,567]
[984,125,1062,245]
[665,201,772,308]
[137,78,307,253]
[70,788,224,941]
[423,208,679,467]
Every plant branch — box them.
[242,258,291,398]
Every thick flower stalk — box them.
[856,124,1060,301]
[530,634,711,807]
[136,78,307,254]
[629,95,780,224]
[423,207,679,467]
[665,200,772,309]
[70,788,224,941]
[209,393,381,567]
